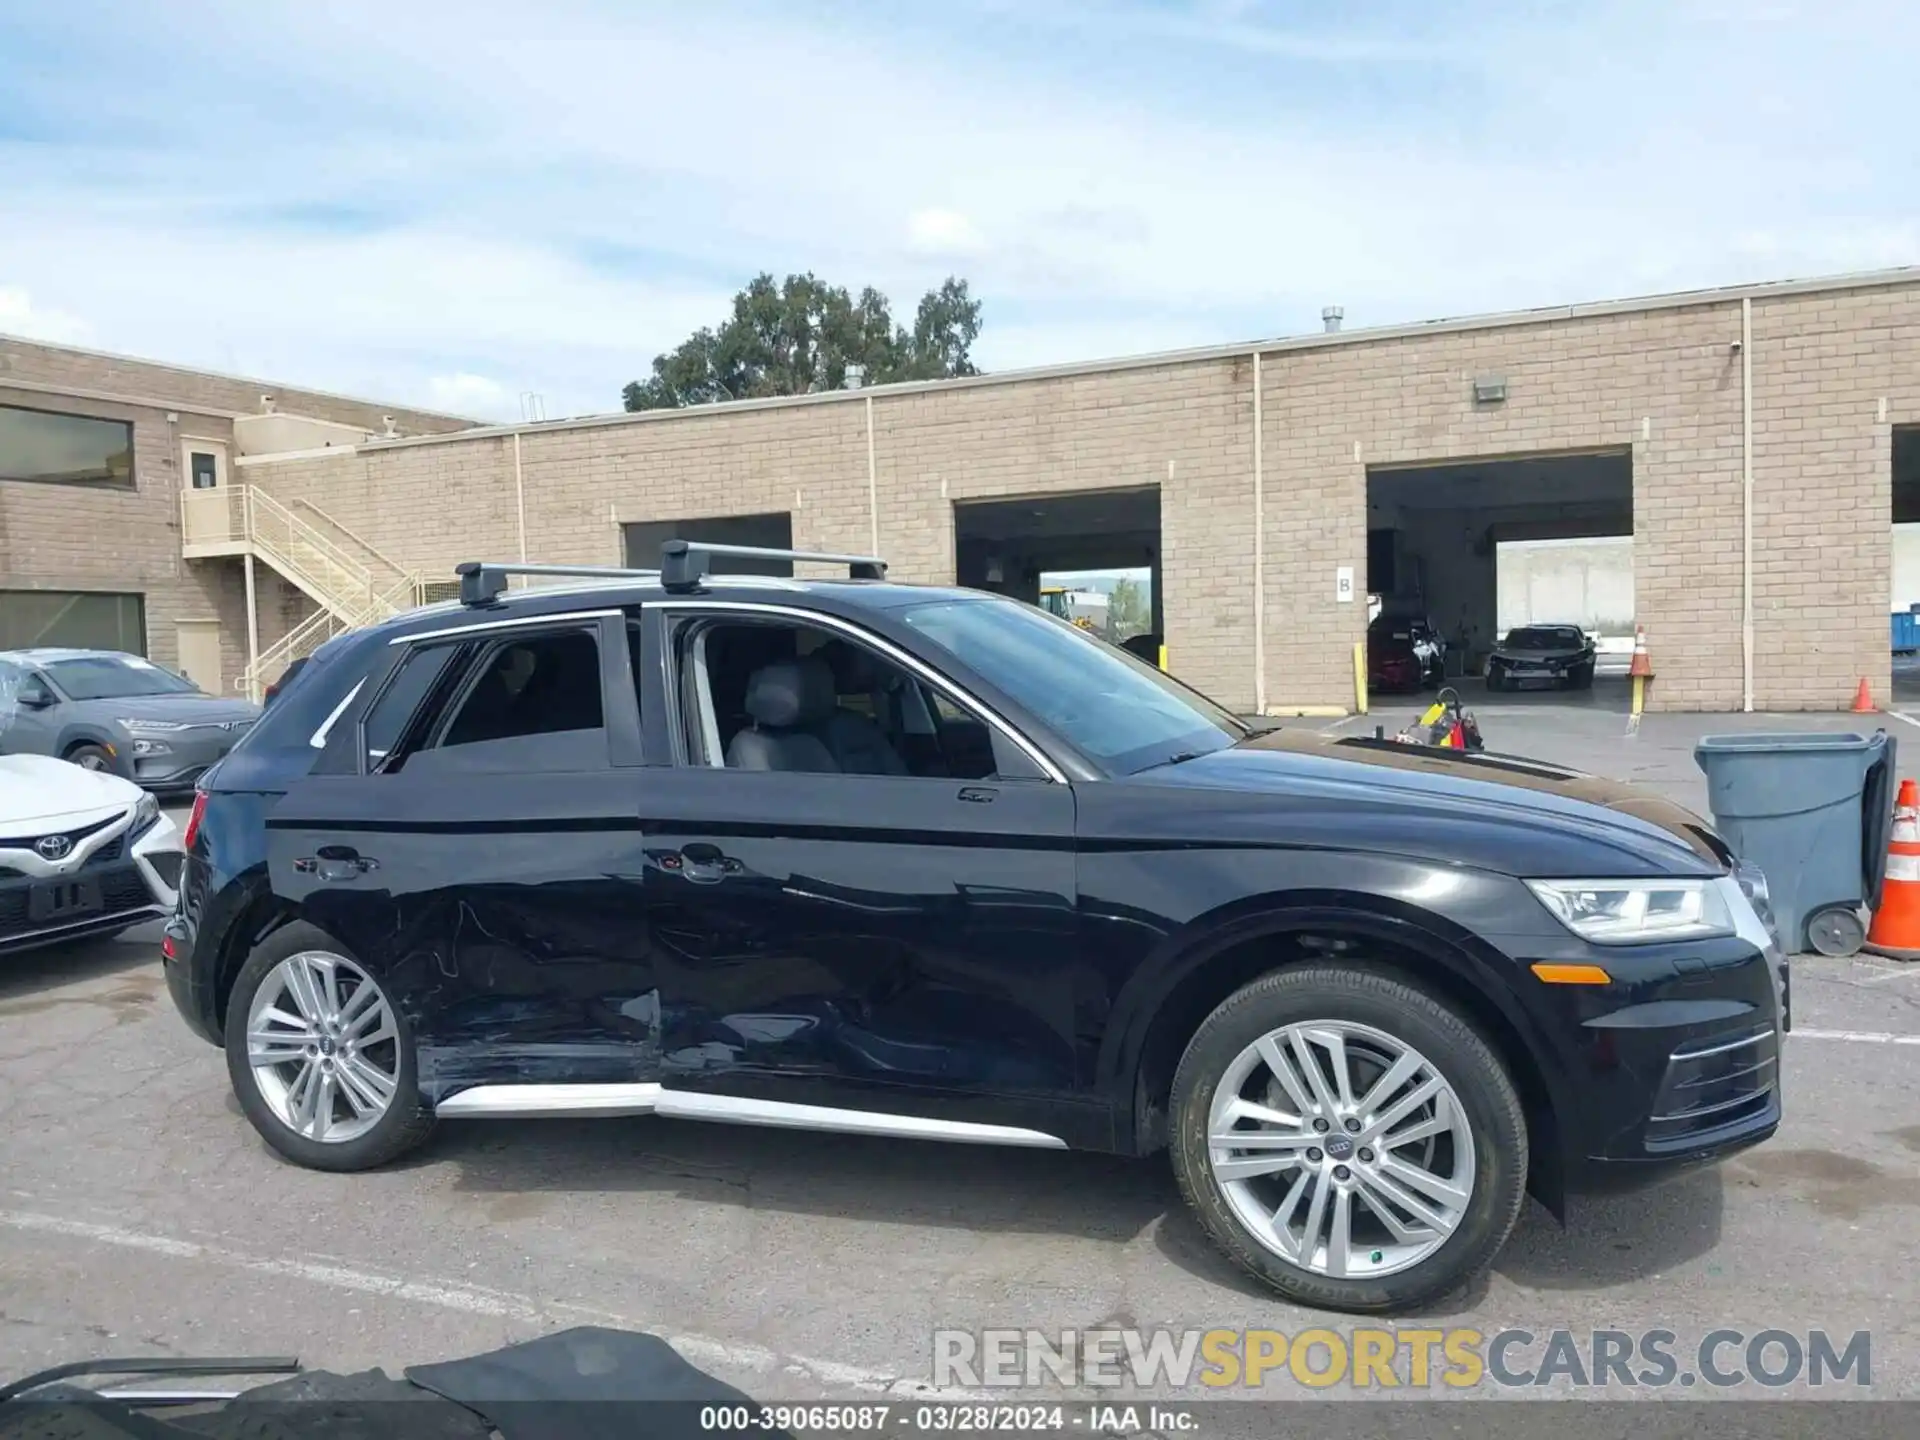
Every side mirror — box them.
[15,689,51,709]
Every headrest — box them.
[818,639,884,691]
[744,658,837,729]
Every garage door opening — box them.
[953,488,1162,662]
[1365,452,1633,711]
[1891,428,1920,703]
[622,511,794,575]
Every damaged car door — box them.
[264,612,662,1100]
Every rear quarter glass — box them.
[208,637,375,792]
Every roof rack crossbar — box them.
[659,540,888,590]
[455,561,662,606]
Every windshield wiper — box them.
[1138,749,1212,771]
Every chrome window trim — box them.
[649,599,1067,784]
[388,608,622,645]
[308,678,364,749]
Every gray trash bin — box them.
[1693,730,1895,956]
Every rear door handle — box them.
[957,786,997,804]
[677,842,731,883]
[299,845,378,882]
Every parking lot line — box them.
[1883,709,1920,729]
[0,1209,986,1402]
[1792,1026,1920,1045]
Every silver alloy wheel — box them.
[75,753,109,771]
[245,951,400,1144]
[1207,1020,1476,1279]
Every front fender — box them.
[1092,873,1567,1108]
[55,721,125,764]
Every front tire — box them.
[1168,964,1528,1313]
[224,921,434,1171]
[65,743,117,774]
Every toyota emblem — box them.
[34,834,73,861]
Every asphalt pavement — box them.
[4,733,1920,1426]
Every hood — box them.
[1494,644,1590,660]
[1493,635,1590,659]
[66,694,263,725]
[0,754,140,827]
[1135,729,1730,876]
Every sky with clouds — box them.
[2,0,1915,422]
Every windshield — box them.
[42,655,201,700]
[900,597,1247,774]
[1504,627,1583,650]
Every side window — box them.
[408,627,608,775]
[679,618,1044,782]
[362,645,459,768]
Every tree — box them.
[1108,576,1151,640]
[623,273,982,411]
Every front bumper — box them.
[1369,661,1424,690]
[1557,941,1784,1189]
[119,725,254,791]
[1490,876,1786,1193]
[0,810,183,955]
[1490,657,1584,687]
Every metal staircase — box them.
[180,485,425,699]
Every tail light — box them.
[182,790,209,851]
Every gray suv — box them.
[0,648,262,793]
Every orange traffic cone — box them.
[1865,779,1920,961]
[1628,625,1653,679]
[1852,677,1875,713]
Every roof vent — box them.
[1321,306,1344,334]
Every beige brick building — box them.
[9,265,1920,715]
[0,336,473,693]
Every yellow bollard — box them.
[1158,644,1168,672]
[1353,641,1369,715]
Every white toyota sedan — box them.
[0,754,185,955]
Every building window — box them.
[0,591,148,654]
[189,451,219,489]
[0,403,135,488]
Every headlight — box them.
[131,739,173,756]
[1525,877,1734,944]
[133,791,160,829]
[118,717,188,733]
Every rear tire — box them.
[224,921,434,1172]
[1168,964,1528,1313]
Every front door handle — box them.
[957,786,998,804]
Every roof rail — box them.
[659,540,888,591]
[454,561,662,606]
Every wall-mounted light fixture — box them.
[1473,374,1507,405]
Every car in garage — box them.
[1484,624,1597,691]
[0,753,185,954]
[0,648,262,793]
[162,542,1784,1314]
[1367,614,1445,692]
